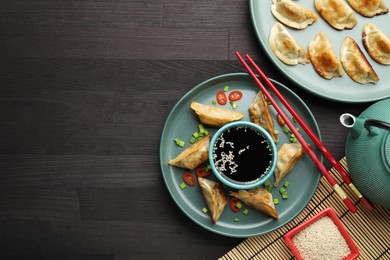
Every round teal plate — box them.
[250,0,390,103]
[160,73,322,237]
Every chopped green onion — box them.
[234,218,239,222]
[267,185,273,192]
[212,99,217,105]
[198,124,206,134]
[243,209,249,215]
[224,86,229,92]
[279,188,287,194]
[180,182,187,190]
[202,207,208,213]
[193,132,199,138]
[189,137,196,144]
[264,180,271,187]
[204,129,209,135]
[174,138,185,147]
[296,127,300,132]
[292,117,297,123]
[274,129,279,135]
[273,198,280,205]
[282,193,289,199]
[236,201,243,209]
[230,101,238,109]
[283,127,290,134]
[283,181,289,188]
[290,137,297,143]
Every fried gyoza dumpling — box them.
[269,23,310,65]
[249,91,279,143]
[271,0,319,29]
[346,0,388,17]
[341,36,380,84]
[308,32,344,79]
[198,177,227,224]
[230,187,278,219]
[274,143,305,187]
[168,135,210,170]
[190,102,244,127]
[315,0,357,30]
[363,23,390,65]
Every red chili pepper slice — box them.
[228,91,243,101]
[216,90,227,105]
[230,197,240,212]
[182,172,196,187]
[195,167,211,178]
[277,113,285,126]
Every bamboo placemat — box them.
[220,157,390,260]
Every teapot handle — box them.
[364,119,390,132]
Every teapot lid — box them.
[360,98,390,121]
[385,134,390,171]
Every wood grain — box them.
[0,0,375,259]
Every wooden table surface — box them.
[0,1,374,259]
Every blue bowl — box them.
[208,121,277,190]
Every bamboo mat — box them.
[220,157,390,260]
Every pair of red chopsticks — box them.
[236,51,374,213]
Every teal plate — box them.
[250,0,390,103]
[160,73,322,237]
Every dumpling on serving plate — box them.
[346,0,388,17]
[308,32,344,79]
[168,134,210,170]
[198,177,227,224]
[249,91,279,143]
[190,102,244,127]
[274,143,305,187]
[341,36,380,84]
[269,23,310,65]
[363,22,390,65]
[315,0,357,30]
[271,0,319,29]
[230,187,278,219]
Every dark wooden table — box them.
[0,1,372,259]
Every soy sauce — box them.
[212,126,273,184]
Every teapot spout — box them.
[340,113,365,139]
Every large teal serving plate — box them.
[250,0,390,103]
[160,73,322,237]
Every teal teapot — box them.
[339,98,390,209]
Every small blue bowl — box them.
[208,121,277,190]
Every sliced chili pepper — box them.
[216,90,227,105]
[195,167,211,178]
[230,197,240,212]
[277,113,285,126]
[182,172,196,187]
[228,91,243,101]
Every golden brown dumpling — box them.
[363,22,390,65]
[315,0,357,30]
[230,187,278,219]
[198,177,227,224]
[274,143,305,187]
[269,23,310,65]
[168,135,210,170]
[249,91,279,143]
[271,0,319,29]
[341,36,380,84]
[308,32,344,79]
[190,102,244,127]
[346,0,388,17]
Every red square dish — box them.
[284,207,359,260]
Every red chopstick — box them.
[242,54,374,212]
[235,51,358,213]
